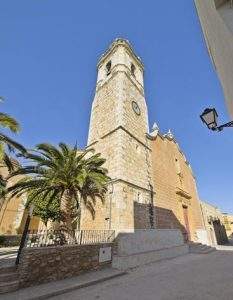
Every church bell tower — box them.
[81,39,154,232]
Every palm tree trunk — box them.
[0,200,7,229]
[59,190,76,244]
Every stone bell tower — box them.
[81,39,154,232]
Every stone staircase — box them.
[0,265,19,294]
[188,242,216,254]
[0,259,19,294]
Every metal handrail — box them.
[24,229,115,248]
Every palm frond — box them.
[3,153,15,172]
[59,143,70,156]
[0,113,20,133]
[36,143,63,161]
[7,142,109,229]
[0,133,26,154]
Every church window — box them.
[106,61,112,76]
[131,63,136,77]
[175,158,181,174]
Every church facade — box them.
[151,129,206,242]
[80,39,206,243]
[0,39,209,244]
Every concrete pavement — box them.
[1,267,126,300]
[49,251,233,300]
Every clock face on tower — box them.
[132,101,141,116]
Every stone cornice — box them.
[101,126,151,151]
[87,126,151,152]
[96,65,144,96]
[110,178,155,194]
[176,187,192,199]
[97,38,144,70]
[86,141,98,149]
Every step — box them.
[190,245,210,250]
[189,243,213,249]
[188,242,202,246]
[0,271,18,283]
[198,246,210,251]
[189,246,216,254]
[199,248,216,254]
[0,265,16,273]
[189,242,216,254]
[189,243,207,248]
[0,280,19,294]
[0,251,17,257]
[0,251,17,256]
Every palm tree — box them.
[0,97,26,209]
[0,97,26,167]
[7,143,110,239]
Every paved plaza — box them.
[49,251,233,300]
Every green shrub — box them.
[0,235,21,247]
[0,235,6,245]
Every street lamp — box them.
[200,108,233,131]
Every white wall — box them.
[195,0,233,118]
[218,2,233,33]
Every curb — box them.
[29,271,127,300]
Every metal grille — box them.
[25,230,115,248]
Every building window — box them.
[106,61,111,76]
[175,158,181,175]
[131,63,136,77]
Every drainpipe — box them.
[149,184,154,229]
[107,181,114,230]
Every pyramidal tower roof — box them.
[97,38,144,69]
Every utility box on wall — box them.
[99,247,112,263]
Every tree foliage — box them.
[0,97,26,165]
[27,191,62,226]
[0,97,27,208]
[7,143,110,232]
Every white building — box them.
[194,0,233,117]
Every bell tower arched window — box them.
[131,63,136,77]
[106,61,112,76]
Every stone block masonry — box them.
[81,39,153,232]
[82,38,206,242]
[18,243,115,288]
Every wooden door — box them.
[182,205,191,241]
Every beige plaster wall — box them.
[151,134,204,242]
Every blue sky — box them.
[0,1,232,213]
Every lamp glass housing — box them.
[200,108,218,130]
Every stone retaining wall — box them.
[18,243,114,288]
[115,229,185,256]
[112,229,188,270]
